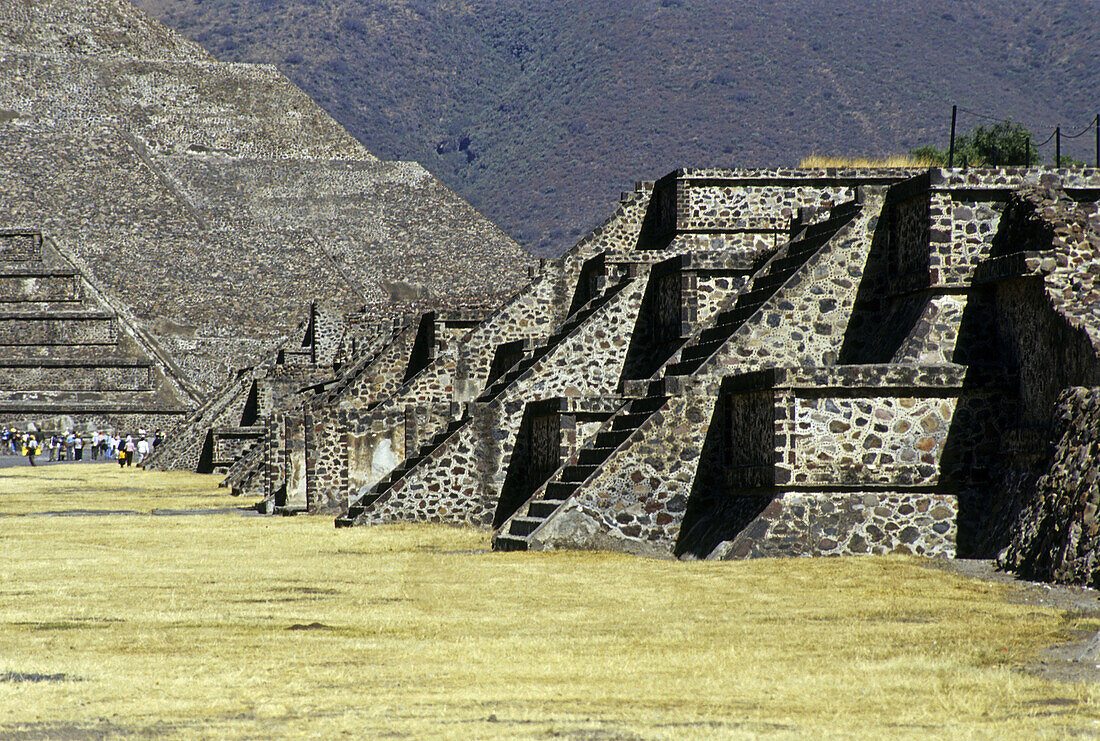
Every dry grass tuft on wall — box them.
[798,154,938,169]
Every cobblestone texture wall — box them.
[360,272,648,526]
[711,492,958,559]
[998,387,1100,584]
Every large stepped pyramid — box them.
[0,0,534,433]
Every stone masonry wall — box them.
[712,492,958,559]
[359,271,648,526]
[998,387,1100,585]
[691,191,883,377]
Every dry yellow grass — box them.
[1,465,1098,738]
[0,462,241,514]
[798,154,937,169]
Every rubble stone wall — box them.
[713,492,958,559]
[361,273,648,526]
[998,387,1100,584]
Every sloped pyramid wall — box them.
[0,0,534,402]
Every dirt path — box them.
[929,558,1100,684]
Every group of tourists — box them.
[2,427,164,467]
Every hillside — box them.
[134,0,1100,256]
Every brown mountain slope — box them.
[133,0,1100,256]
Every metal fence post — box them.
[948,105,957,167]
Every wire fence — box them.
[947,104,1099,168]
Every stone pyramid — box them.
[0,0,534,434]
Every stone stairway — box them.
[200,425,266,475]
[221,442,266,498]
[314,316,412,407]
[336,261,638,527]
[475,272,632,404]
[491,199,868,552]
[0,230,192,430]
[335,415,467,525]
[663,200,860,379]
[493,393,670,550]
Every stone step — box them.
[0,300,86,313]
[679,337,727,364]
[528,500,563,519]
[507,516,544,537]
[664,356,705,377]
[594,429,632,449]
[611,412,652,431]
[0,361,154,391]
[712,301,764,329]
[697,321,739,344]
[0,271,81,303]
[560,464,598,483]
[578,446,616,466]
[492,534,529,551]
[544,482,580,500]
[627,395,668,414]
[0,398,190,414]
[0,311,117,345]
[0,345,130,361]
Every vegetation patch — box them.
[1,467,1098,737]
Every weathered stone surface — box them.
[0,0,534,426]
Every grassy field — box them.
[1,465,1098,739]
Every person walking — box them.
[124,435,135,467]
[48,434,58,462]
[73,434,83,461]
[25,434,38,466]
[136,437,149,466]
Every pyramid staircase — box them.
[475,271,632,404]
[335,260,636,527]
[662,200,860,379]
[492,199,863,550]
[493,392,669,550]
[220,440,267,497]
[0,230,192,429]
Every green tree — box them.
[964,121,1041,165]
[910,120,1043,166]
